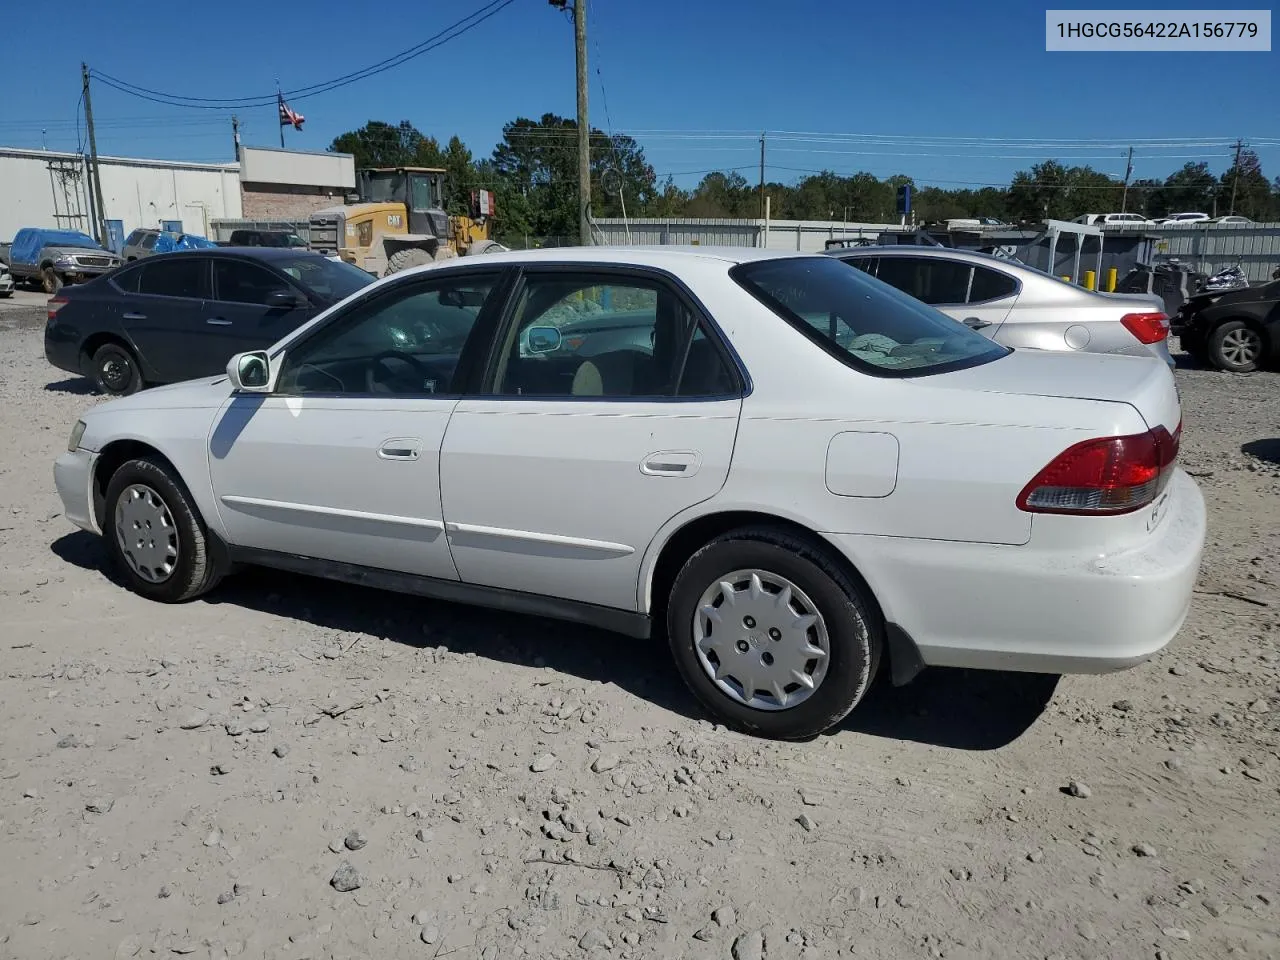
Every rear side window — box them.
[111,264,144,293]
[732,257,1008,376]
[875,256,971,305]
[840,256,878,276]
[968,265,1018,302]
[138,258,210,299]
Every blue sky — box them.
[2,0,1276,190]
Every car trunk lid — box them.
[922,348,1181,435]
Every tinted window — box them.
[214,260,287,305]
[840,256,878,276]
[273,255,375,301]
[677,325,739,397]
[875,256,971,304]
[276,274,500,395]
[493,275,700,398]
[967,265,1018,302]
[732,256,1007,376]
[140,233,157,250]
[125,230,145,247]
[138,258,209,299]
[111,263,144,294]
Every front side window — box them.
[492,274,732,398]
[733,256,1008,376]
[214,260,289,305]
[140,233,158,250]
[874,256,972,305]
[275,273,500,396]
[138,257,209,299]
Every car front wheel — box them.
[666,527,881,740]
[103,457,225,603]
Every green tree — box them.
[1218,149,1274,221]
[1151,162,1217,217]
[328,120,445,169]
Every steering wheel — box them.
[365,350,436,394]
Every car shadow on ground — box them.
[44,377,97,396]
[50,530,1056,751]
[1242,438,1280,465]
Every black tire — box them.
[386,247,435,273]
[41,266,63,294]
[1207,320,1265,373]
[103,456,224,603]
[91,342,143,396]
[665,526,881,740]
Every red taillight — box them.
[1018,422,1180,515]
[47,296,69,321]
[1120,311,1169,344]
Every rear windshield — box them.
[732,256,1009,376]
[274,255,375,301]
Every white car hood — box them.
[925,348,1181,434]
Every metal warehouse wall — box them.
[0,148,242,242]
[593,218,912,252]
[1137,222,1280,283]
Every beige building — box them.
[237,145,356,219]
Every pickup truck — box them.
[5,228,121,293]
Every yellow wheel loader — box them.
[308,167,505,276]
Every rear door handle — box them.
[378,438,421,461]
[122,312,146,321]
[962,317,991,330]
[641,451,700,477]
[206,317,232,326]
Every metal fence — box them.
[590,217,898,252]
[209,218,313,243]
[1136,222,1280,283]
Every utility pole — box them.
[574,0,590,245]
[759,132,766,219]
[1228,138,1244,215]
[232,115,241,162]
[81,63,108,246]
[1120,145,1134,213]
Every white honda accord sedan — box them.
[54,246,1206,739]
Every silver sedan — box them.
[825,246,1174,367]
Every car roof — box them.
[143,246,322,261]
[823,244,1022,267]
[458,245,816,269]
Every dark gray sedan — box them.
[44,247,374,395]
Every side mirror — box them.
[266,288,302,308]
[526,326,562,354]
[227,350,273,392]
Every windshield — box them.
[275,255,375,301]
[733,256,1008,376]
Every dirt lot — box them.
[1,304,1276,960]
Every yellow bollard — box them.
[1106,267,1117,292]
[1084,270,1096,291]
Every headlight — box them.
[67,420,87,452]
[54,255,76,266]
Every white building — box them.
[0,146,242,245]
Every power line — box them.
[90,0,517,110]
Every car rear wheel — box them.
[91,343,142,396]
[666,527,881,740]
[1208,320,1264,372]
[103,457,224,603]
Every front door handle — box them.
[206,317,232,326]
[962,317,991,330]
[641,451,700,477]
[378,438,421,461]
[122,312,146,321]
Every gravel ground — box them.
[1,304,1277,960]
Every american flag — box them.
[277,93,304,131]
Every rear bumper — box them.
[823,469,1206,676]
[44,321,84,375]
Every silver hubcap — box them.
[101,357,129,389]
[693,570,830,711]
[1220,327,1261,366]
[113,484,179,583]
